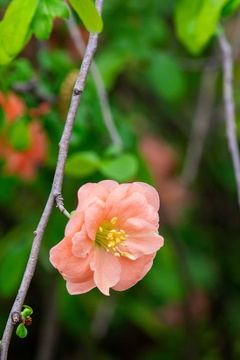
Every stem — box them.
[67,14,123,148]
[0,1,104,358]
[35,278,58,360]
[182,64,218,184]
[218,32,240,209]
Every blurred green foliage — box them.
[0,0,101,65]
[0,0,240,359]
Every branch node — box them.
[11,312,21,324]
[54,193,71,219]
[73,88,82,96]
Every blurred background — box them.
[1,0,240,359]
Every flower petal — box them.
[66,278,96,295]
[90,247,121,295]
[72,224,93,258]
[76,180,118,212]
[65,211,84,236]
[134,182,160,210]
[126,233,164,258]
[119,217,163,258]
[50,235,93,282]
[122,217,157,235]
[113,254,155,291]
[84,198,105,240]
[106,191,157,224]
[76,182,96,212]
[89,180,118,202]
[103,183,133,217]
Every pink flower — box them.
[0,92,48,180]
[0,121,48,180]
[0,91,26,123]
[50,180,164,295]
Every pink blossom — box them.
[50,180,164,295]
[0,121,48,180]
[0,91,26,123]
[0,92,48,180]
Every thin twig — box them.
[67,14,123,148]
[35,278,58,360]
[91,297,117,339]
[13,80,57,104]
[0,1,104,358]
[218,32,240,209]
[55,194,71,218]
[182,64,218,184]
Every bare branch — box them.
[0,1,104,358]
[218,32,240,209]
[182,64,218,184]
[55,194,71,219]
[35,279,59,360]
[67,14,123,148]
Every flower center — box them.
[95,217,135,260]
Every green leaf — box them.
[103,144,123,157]
[143,242,184,302]
[0,0,38,65]
[0,236,31,297]
[99,153,138,182]
[175,0,229,54]
[68,0,103,33]
[47,0,70,18]
[21,305,33,319]
[187,253,218,290]
[222,0,240,16]
[8,118,31,151]
[124,299,162,340]
[147,52,186,103]
[0,177,15,203]
[8,59,34,83]
[21,309,31,319]
[31,0,70,41]
[16,324,28,339]
[65,151,100,177]
[96,50,128,90]
[31,2,53,41]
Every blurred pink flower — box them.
[0,121,48,180]
[140,136,190,224]
[0,91,26,123]
[50,180,164,295]
[0,92,48,180]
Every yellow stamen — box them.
[95,217,136,260]
[120,252,136,260]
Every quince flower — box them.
[50,180,164,295]
[0,121,47,180]
[0,92,48,180]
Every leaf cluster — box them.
[0,0,103,65]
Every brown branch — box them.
[218,32,240,209]
[55,194,71,219]
[35,278,59,360]
[182,64,218,184]
[0,1,104,359]
[13,80,57,104]
[67,14,123,148]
